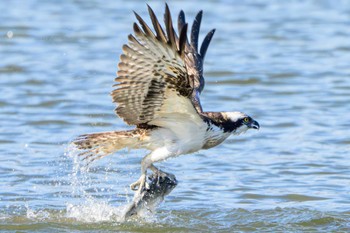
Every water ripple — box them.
[1,0,350,231]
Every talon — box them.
[158,170,175,180]
[151,169,176,187]
[130,174,147,192]
[130,181,139,191]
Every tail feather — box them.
[71,129,145,163]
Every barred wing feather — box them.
[111,4,215,127]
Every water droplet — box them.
[7,31,13,39]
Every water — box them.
[1,0,350,231]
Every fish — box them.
[122,171,177,219]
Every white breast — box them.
[147,113,208,155]
[202,124,231,149]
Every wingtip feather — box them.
[190,10,203,52]
[200,28,215,59]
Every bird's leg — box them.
[130,148,174,192]
[130,154,152,192]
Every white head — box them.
[222,112,260,135]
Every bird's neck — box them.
[202,111,238,133]
[200,112,231,149]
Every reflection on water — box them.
[1,0,350,231]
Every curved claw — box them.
[130,181,140,191]
[130,174,147,192]
[159,170,175,180]
[151,165,176,180]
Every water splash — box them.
[62,144,157,223]
[26,205,52,221]
[65,199,125,223]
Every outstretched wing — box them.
[111,4,215,126]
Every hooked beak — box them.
[249,120,260,130]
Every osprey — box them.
[73,4,259,193]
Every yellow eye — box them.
[244,117,250,123]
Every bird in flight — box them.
[73,4,259,193]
